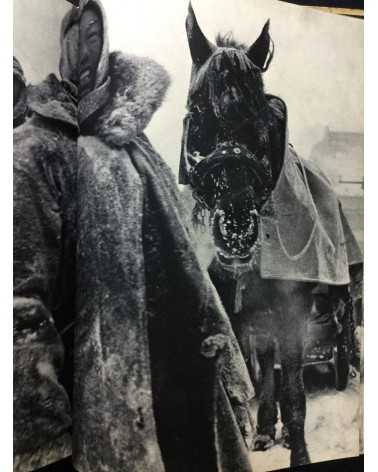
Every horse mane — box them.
[215,32,247,50]
[190,34,253,97]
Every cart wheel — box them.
[334,340,349,391]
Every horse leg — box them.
[253,334,278,451]
[279,388,291,449]
[279,320,310,466]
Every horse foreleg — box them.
[279,328,310,466]
[278,374,291,449]
[253,334,278,451]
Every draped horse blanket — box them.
[259,102,362,285]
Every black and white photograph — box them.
[12,0,363,471]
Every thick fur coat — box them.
[94,51,171,146]
[76,51,254,472]
[14,74,78,471]
[14,52,254,472]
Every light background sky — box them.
[14,0,363,177]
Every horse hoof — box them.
[282,438,291,449]
[290,449,310,467]
[253,434,275,451]
[281,426,290,449]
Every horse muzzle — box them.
[212,190,260,262]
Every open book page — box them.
[13,0,363,471]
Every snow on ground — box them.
[249,368,362,472]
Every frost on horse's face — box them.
[184,4,275,263]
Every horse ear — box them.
[247,19,274,71]
[186,2,215,65]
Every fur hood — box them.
[91,51,170,147]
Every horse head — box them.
[181,2,283,265]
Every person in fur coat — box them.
[13,65,78,472]
[72,1,254,471]
[14,1,255,471]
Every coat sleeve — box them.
[73,137,166,472]
[13,128,72,461]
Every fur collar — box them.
[27,74,78,130]
[92,51,170,147]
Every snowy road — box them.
[249,369,362,472]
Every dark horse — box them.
[179,4,356,467]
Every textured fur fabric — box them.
[14,75,78,471]
[93,51,170,147]
[14,52,253,472]
[27,74,78,129]
[75,51,254,472]
[75,133,254,472]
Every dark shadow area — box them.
[34,457,76,472]
[304,365,338,393]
